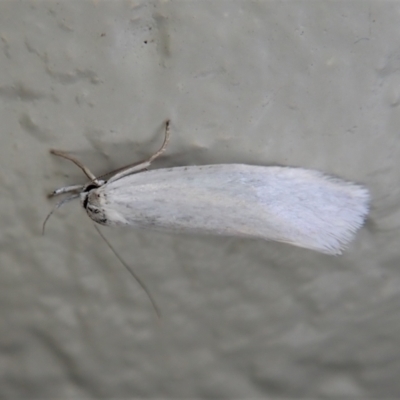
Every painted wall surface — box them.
[0,1,398,398]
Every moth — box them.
[46,120,369,256]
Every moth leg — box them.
[107,119,171,183]
[50,149,99,183]
[49,184,85,198]
[42,194,80,234]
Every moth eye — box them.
[83,194,89,210]
[84,184,98,193]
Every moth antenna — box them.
[93,224,161,319]
[148,119,170,163]
[42,194,80,235]
[106,120,171,184]
[96,161,147,181]
[50,149,100,184]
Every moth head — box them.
[81,182,100,208]
[80,181,108,225]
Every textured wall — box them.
[1,0,398,398]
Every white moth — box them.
[46,120,369,256]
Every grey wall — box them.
[0,0,398,398]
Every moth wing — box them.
[99,165,369,255]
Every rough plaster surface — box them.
[0,0,399,398]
